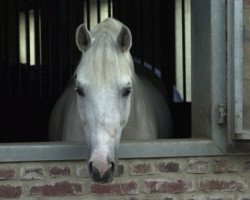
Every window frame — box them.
[227,0,250,154]
[0,0,230,163]
[228,0,250,140]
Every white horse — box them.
[49,18,172,183]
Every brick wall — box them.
[0,156,250,199]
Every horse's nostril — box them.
[88,161,93,172]
[111,162,115,172]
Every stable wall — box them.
[1,155,250,199]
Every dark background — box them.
[0,0,190,142]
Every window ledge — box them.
[0,139,225,162]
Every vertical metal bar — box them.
[59,0,69,94]
[97,0,101,23]
[108,0,112,17]
[233,0,245,135]
[118,0,122,19]
[7,0,11,100]
[151,0,155,71]
[160,0,175,103]
[8,0,20,100]
[0,0,3,101]
[86,0,90,29]
[25,0,31,98]
[113,0,121,20]
[15,0,22,97]
[140,0,144,68]
[0,0,3,60]
[47,0,52,97]
[58,1,63,94]
[1,0,9,102]
[182,0,186,102]
[68,0,72,76]
[77,0,83,25]
[34,0,41,98]
[82,0,85,23]
[1,0,7,61]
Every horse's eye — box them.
[122,88,132,97]
[75,87,85,97]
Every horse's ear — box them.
[76,24,92,52]
[116,25,132,52]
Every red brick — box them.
[187,159,208,174]
[213,159,235,173]
[76,165,89,177]
[244,0,250,6]
[199,179,247,192]
[239,196,250,200]
[130,162,154,175]
[128,198,138,200]
[184,194,234,200]
[20,166,44,180]
[30,181,83,197]
[115,164,125,177]
[0,185,22,199]
[144,179,193,194]
[0,168,16,179]
[209,195,234,200]
[91,181,139,195]
[48,165,71,177]
[157,161,179,173]
[244,160,250,172]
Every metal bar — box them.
[40,0,48,98]
[232,0,250,138]
[59,0,69,93]
[233,0,243,133]
[0,0,3,101]
[34,0,41,98]
[140,0,144,68]
[150,0,155,71]
[25,1,31,98]
[108,0,112,17]
[86,0,90,29]
[68,0,72,76]
[182,0,186,102]
[115,0,121,20]
[47,0,52,97]
[97,0,101,23]
[7,0,11,100]
[82,0,85,23]
[14,0,22,98]
[227,0,234,140]
[58,1,64,94]
[77,0,83,25]
[0,0,3,60]
[160,0,175,103]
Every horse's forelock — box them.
[76,20,134,85]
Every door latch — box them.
[218,105,227,124]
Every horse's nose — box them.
[88,161,115,183]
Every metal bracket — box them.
[218,105,227,124]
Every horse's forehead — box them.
[76,74,132,88]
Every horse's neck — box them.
[122,75,157,140]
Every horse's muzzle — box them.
[88,161,115,183]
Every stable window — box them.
[0,0,248,162]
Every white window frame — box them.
[0,0,230,162]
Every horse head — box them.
[75,19,133,183]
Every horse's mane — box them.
[76,18,135,85]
